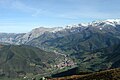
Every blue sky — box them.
[0,0,120,33]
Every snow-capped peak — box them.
[65,23,89,29]
[90,19,120,27]
[50,27,63,33]
[105,19,120,23]
[78,23,89,27]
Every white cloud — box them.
[0,0,43,17]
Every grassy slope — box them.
[0,45,64,78]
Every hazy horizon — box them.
[0,0,120,33]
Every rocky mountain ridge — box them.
[1,19,120,45]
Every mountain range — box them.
[1,19,120,48]
[0,19,120,79]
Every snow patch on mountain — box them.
[105,19,120,23]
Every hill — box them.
[0,45,65,78]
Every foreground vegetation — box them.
[50,68,120,80]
